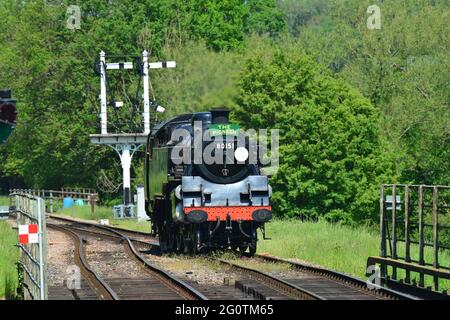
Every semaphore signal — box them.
[90,50,176,213]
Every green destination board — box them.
[209,124,240,136]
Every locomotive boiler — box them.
[144,109,272,255]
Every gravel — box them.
[84,238,144,279]
[143,254,242,286]
[47,229,75,286]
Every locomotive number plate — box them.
[216,142,234,150]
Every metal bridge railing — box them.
[367,184,450,294]
[10,192,47,300]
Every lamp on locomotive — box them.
[0,89,17,143]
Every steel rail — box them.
[218,259,324,300]
[94,224,208,300]
[256,254,417,300]
[47,215,159,252]
[47,214,153,238]
[53,224,156,250]
[50,219,207,300]
[47,223,120,300]
[47,214,419,300]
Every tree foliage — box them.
[0,0,285,193]
[0,0,447,225]
[234,48,393,223]
[295,0,450,185]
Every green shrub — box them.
[234,49,395,224]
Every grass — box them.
[0,196,9,206]
[0,220,19,299]
[258,219,450,291]
[258,220,380,276]
[52,203,151,233]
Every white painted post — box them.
[37,198,46,300]
[142,50,150,134]
[100,51,108,134]
[136,185,146,221]
[121,144,132,205]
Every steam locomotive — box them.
[144,109,272,255]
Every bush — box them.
[234,48,394,224]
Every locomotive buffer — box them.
[90,50,175,209]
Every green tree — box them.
[277,0,329,37]
[186,0,247,51]
[234,48,393,223]
[0,0,286,193]
[297,0,450,185]
[244,0,286,36]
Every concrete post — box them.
[121,144,132,205]
[100,51,107,134]
[142,50,150,134]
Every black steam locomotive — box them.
[144,109,272,255]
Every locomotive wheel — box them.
[159,226,169,252]
[168,226,176,252]
[160,221,176,253]
[183,240,189,254]
[239,246,249,254]
[249,225,258,256]
[249,243,257,256]
[176,229,183,252]
[192,226,202,254]
[183,229,192,254]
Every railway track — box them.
[254,254,416,300]
[48,223,119,300]
[218,259,322,300]
[47,219,207,300]
[219,256,415,300]
[47,214,155,240]
[46,215,416,300]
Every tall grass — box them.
[0,221,19,299]
[258,219,450,290]
[258,219,380,276]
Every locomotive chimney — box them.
[211,108,230,124]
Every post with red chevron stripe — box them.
[11,192,47,300]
